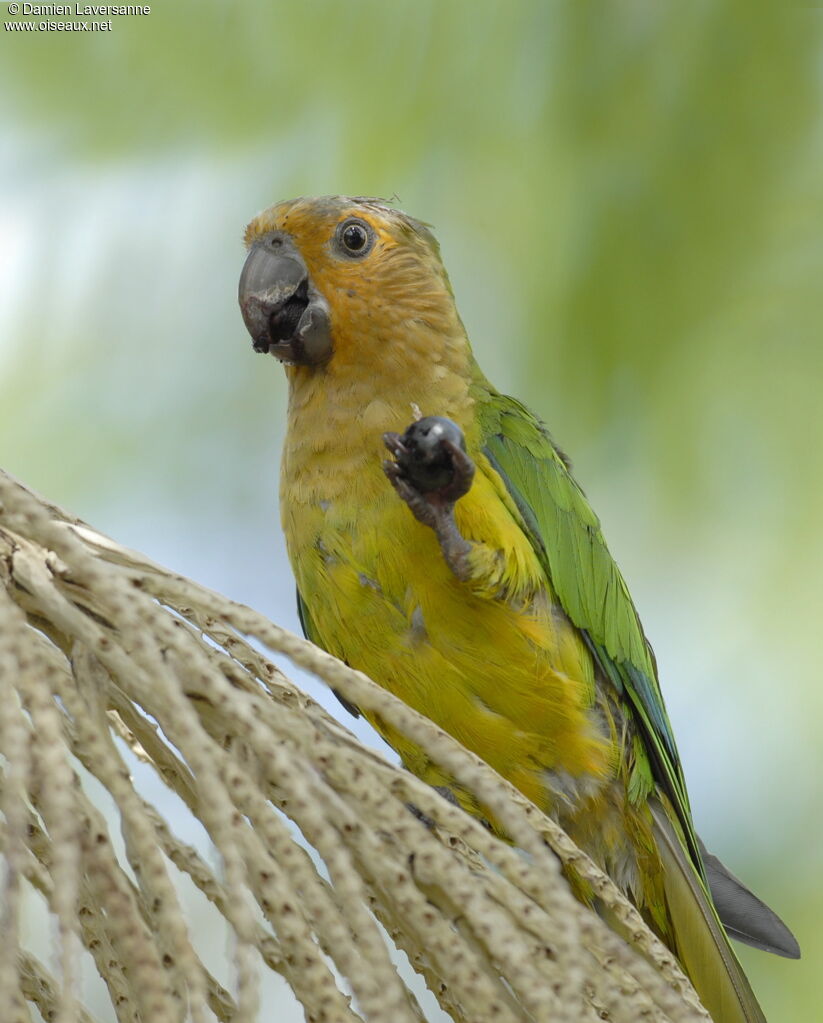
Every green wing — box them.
[476,385,702,871]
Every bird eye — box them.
[337,218,374,257]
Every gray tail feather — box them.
[699,840,800,959]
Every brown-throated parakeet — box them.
[239,196,799,1022]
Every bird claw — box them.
[382,416,475,577]
[435,439,475,503]
[382,459,439,528]
[382,416,475,509]
[383,431,408,460]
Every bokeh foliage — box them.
[1,2,821,1019]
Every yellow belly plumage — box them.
[281,425,653,903]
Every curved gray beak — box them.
[238,232,332,365]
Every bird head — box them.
[239,196,464,379]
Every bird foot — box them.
[383,417,475,577]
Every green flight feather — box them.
[475,384,704,874]
[650,799,767,1023]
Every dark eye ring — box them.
[337,218,374,257]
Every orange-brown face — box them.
[239,196,454,371]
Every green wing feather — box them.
[476,385,703,873]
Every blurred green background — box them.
[2,1,821,1019]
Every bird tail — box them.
[700,840,799,960]
[649,798,767,1023]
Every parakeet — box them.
[239,196,799,1022]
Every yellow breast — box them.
[281,394,612,815]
